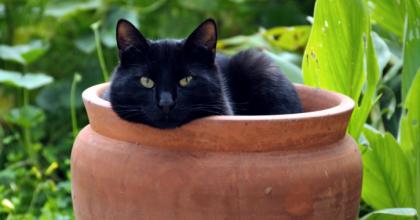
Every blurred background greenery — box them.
[0,1,314,219]
[0,0,419,219]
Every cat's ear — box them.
[116,19,148,53]
[184,19,217,56]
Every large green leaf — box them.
[302,0,368,101]
[361,208,417,220]
[0,69,53,90]
[401,0,420,100]
[302,0,379,140]
[400,71,420,213]
[366,0,405,39]
[0,40,49,65]
[362,125,414,209]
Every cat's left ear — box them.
[184,19,217,57]
[116,19,149,53]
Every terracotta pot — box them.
[71,83,362,220]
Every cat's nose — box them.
[158,92,175,114]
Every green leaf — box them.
[366,0,405,39]
[264,50,303,83]
[177,0,219,11]
[349,29,380,139]
[36,80,81,112]
[0,69,53,90]
[44,0,100,18]
[302,0,379,140]
[100,7,139,48]
[218,32,272,55]
[218,26,311,55]
[362,125,414,210]
[379,85,397,119]
[372,31,391,73]
[302,0,368,101]
[0,40,49,65]
[361,208,417,220]
[74,34,95,54]
[263,26,311,51]
[400,70,420,213]
[1,198,14,212]
[4,106,45,128]
[401,0,420,101]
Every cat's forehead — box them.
[148,40,184,61]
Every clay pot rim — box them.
[83,83,354,122]
[81,83,354,151]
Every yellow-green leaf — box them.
[303,0,368,102]
[400,70,420,213]
[362,125,414,209]
[401,0,420,100]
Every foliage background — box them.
[0,0,418,219]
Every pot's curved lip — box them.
[81,83,355,151]
[84,83,354,121]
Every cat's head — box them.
[110,18,228,129]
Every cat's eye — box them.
[139,77,155,88]
[179,76,193,87]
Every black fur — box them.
[107,18,302,129]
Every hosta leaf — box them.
[0,40,48,65]
[0,69,53,90]
[4,106,45,128]
[44,0,100,18]
[264,51,303,83]
[361,208,417,220]
[218,32,271,56]
[362,125,414,209]
[74,34,95,54]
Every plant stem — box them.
[27,182,42,215]
[4,0,15,45]
[370,104,385,133]
[70,73,82,138]
[22,89,32,152]
[91,21,109,82]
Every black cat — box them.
[106,18,302,129]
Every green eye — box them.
[140,77,154,88]
[179,76,193,87]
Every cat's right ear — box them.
[116,19,149,53]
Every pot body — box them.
[71,83,362,220]
[72,127,361,220]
